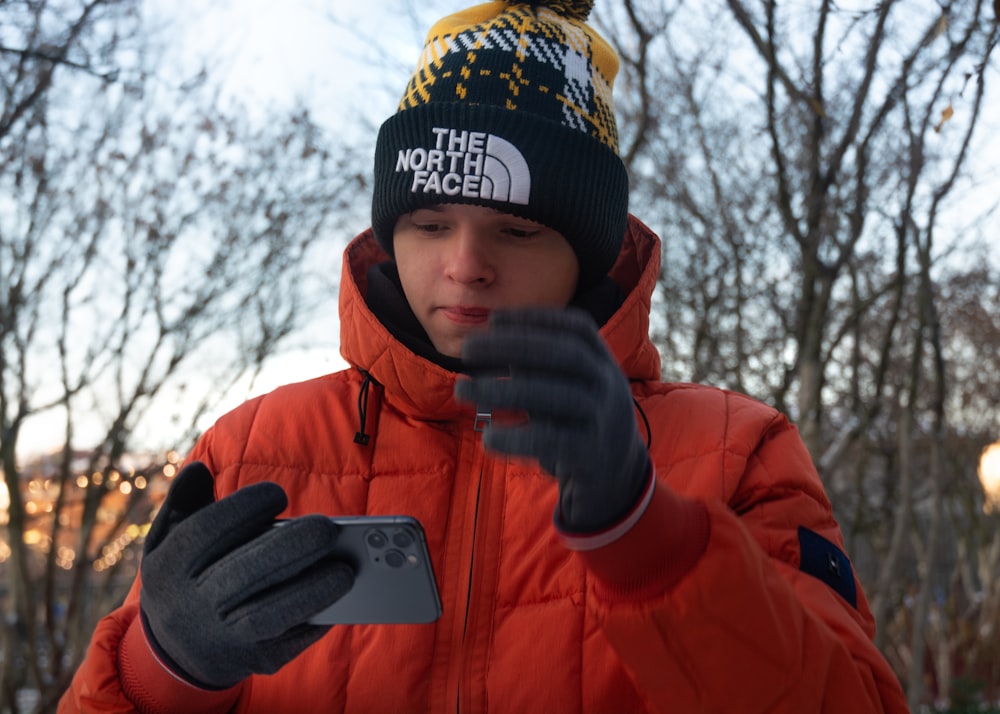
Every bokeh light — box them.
[979,441,1000,514]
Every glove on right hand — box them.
[456,308,651,533]
[139,461,354,690]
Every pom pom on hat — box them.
[516,0,595,22]
[372,0,629,290]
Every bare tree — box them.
[600,0,999,707]
[0,2,362,710]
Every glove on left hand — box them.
[140,462,354,690]
[455,307,651,533]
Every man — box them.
[61,1,910,711]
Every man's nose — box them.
[444,228,495,285]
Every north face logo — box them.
[395,127,530,205]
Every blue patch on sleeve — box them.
[797,526,858,608]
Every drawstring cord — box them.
[634,397,652,449]
[354,369,379,445]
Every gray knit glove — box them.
[456,308,651,533]
[139,461,354,689]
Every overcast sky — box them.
[149,0,438,127]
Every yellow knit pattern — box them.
[398,1,620,154]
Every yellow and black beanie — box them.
[372,0,629,290]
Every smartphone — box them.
[306,515,442,625]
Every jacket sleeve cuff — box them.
[561,478,711,600]
[119,615,243,714]
[556,467,657,551]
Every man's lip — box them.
[441,306,491,324]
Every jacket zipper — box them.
[457,474,484,713]
[456,411,491,713]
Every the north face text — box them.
[395,127,531,205]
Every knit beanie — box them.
[371,0,629,290]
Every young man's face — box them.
[392,203,579,358]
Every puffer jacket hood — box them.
[337,215,663,422]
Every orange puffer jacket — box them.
[61,216,909,713]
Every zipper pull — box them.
[474,409,491,432]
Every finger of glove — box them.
[226,560,354,642]
[253,624,335,676]
[461,326,606,384]
[456,370,597,425]
[481,417,586,477]
[204,515,340,598]
[145,461,215,553]
[484,307,610,362]
[486,306,603,346]
[154,481,289,578]
[205,516,354,635]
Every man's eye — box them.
[504,227,539,239]
[415,223,444,233]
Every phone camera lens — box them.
[384,549,406,568]
[366,530,388,549]
[392,529,414,548]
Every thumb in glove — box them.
[455,307,652,533]
[140,461,354,689]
